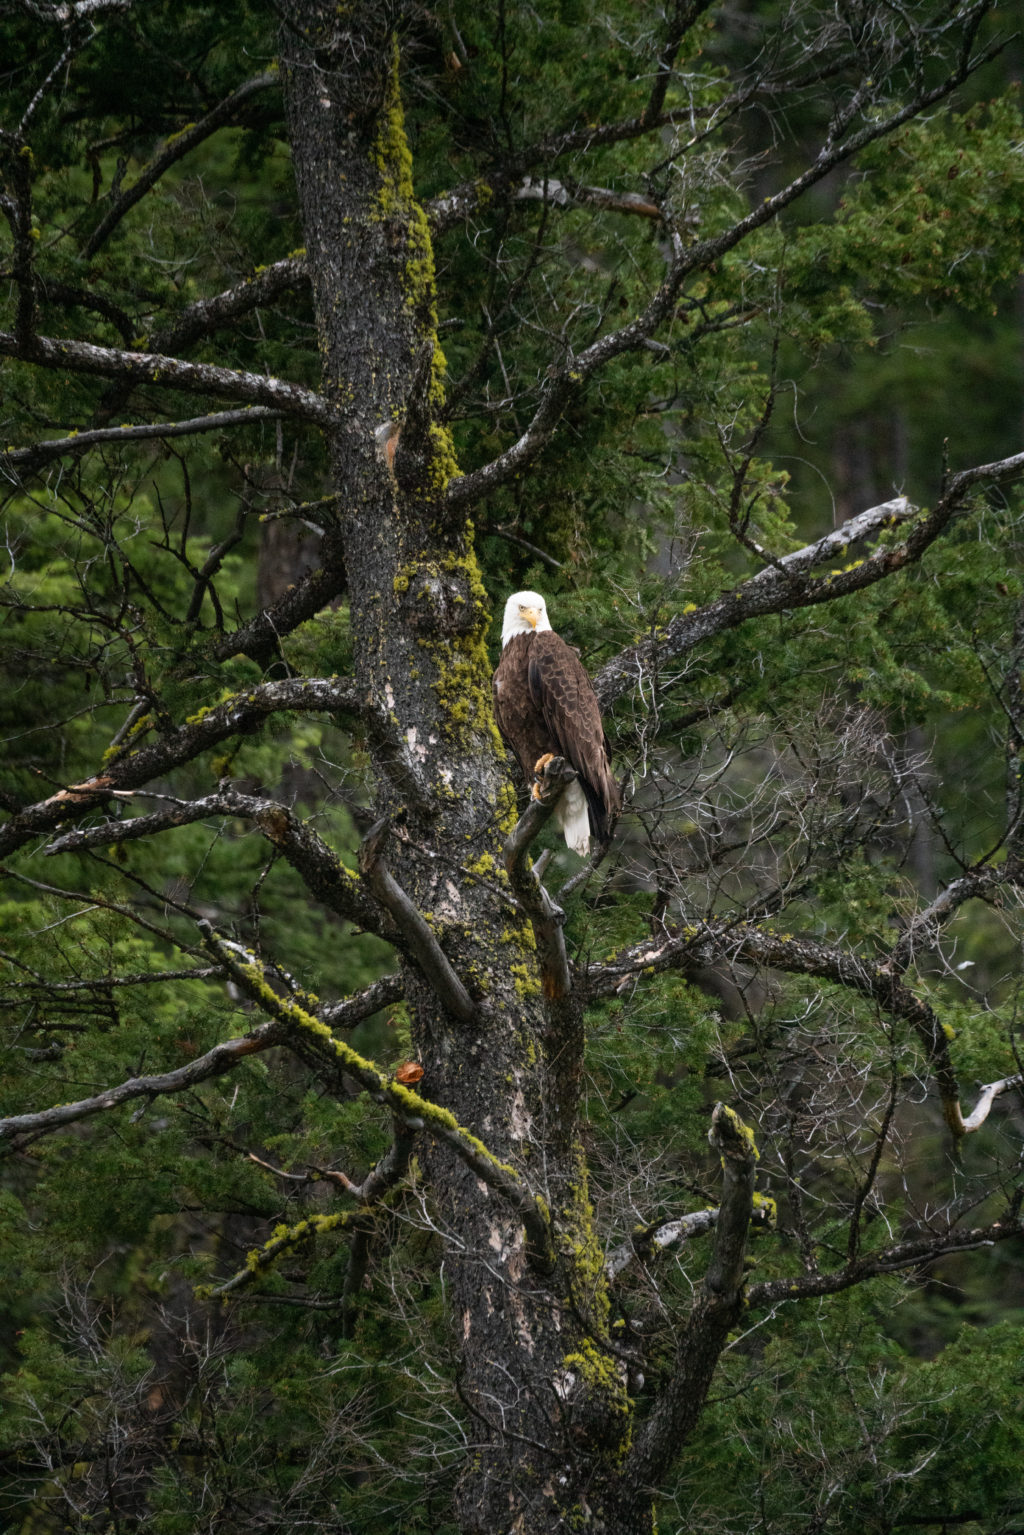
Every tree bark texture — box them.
[279,6,654,1528]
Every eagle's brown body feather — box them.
[492,629,621,844]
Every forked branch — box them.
[201,925,553,1268]
[503,756,576,1001]
[623,1103,759,1492]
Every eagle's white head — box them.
[501,590,553,647]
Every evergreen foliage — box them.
[1,2,1023,1531]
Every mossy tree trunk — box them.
[280,6,643,1528]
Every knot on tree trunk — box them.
[395,559,487,637]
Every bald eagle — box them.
[492,591,621,856]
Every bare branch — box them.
[512,177,662,221]
[319,972,403,1030]
[0,960,220,996]
[211,540,349,665]
[200,925,553,1267]
[640,0,717,128]
[623,1103,759,1493]
[503,757,575,1002]
[605,1208,719,1281]
[889,863,1014,972]
[747,1217,1024,1310]
[213,1117,418,1303]
[82,71,280,260]
[46,787,390,938]
[358,818,477,1024]
[1,407,284,474]
[594,461,1024,710]
[149,256,309,355]
[0,330,333,424]
[0,676,365,858]
[0,1023,282,1151]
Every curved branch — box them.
[0,676,365,858]
[586,899,1024,1141]
[320,972,403,1030]
[45,787,388,938]
[35,275,135,344]
[0,329,333,423]
[1,407,284,475]
[82,71,280,259]
[747,1216,1024,1310]
[594,460,1024,710]
[0,1022,282,1151]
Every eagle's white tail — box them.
[556,779,590,857]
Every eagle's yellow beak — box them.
[520,605,540,629]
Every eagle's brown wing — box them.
[527,630,621,842]
[493,631,549,780]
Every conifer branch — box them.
[446,43,1008,514]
